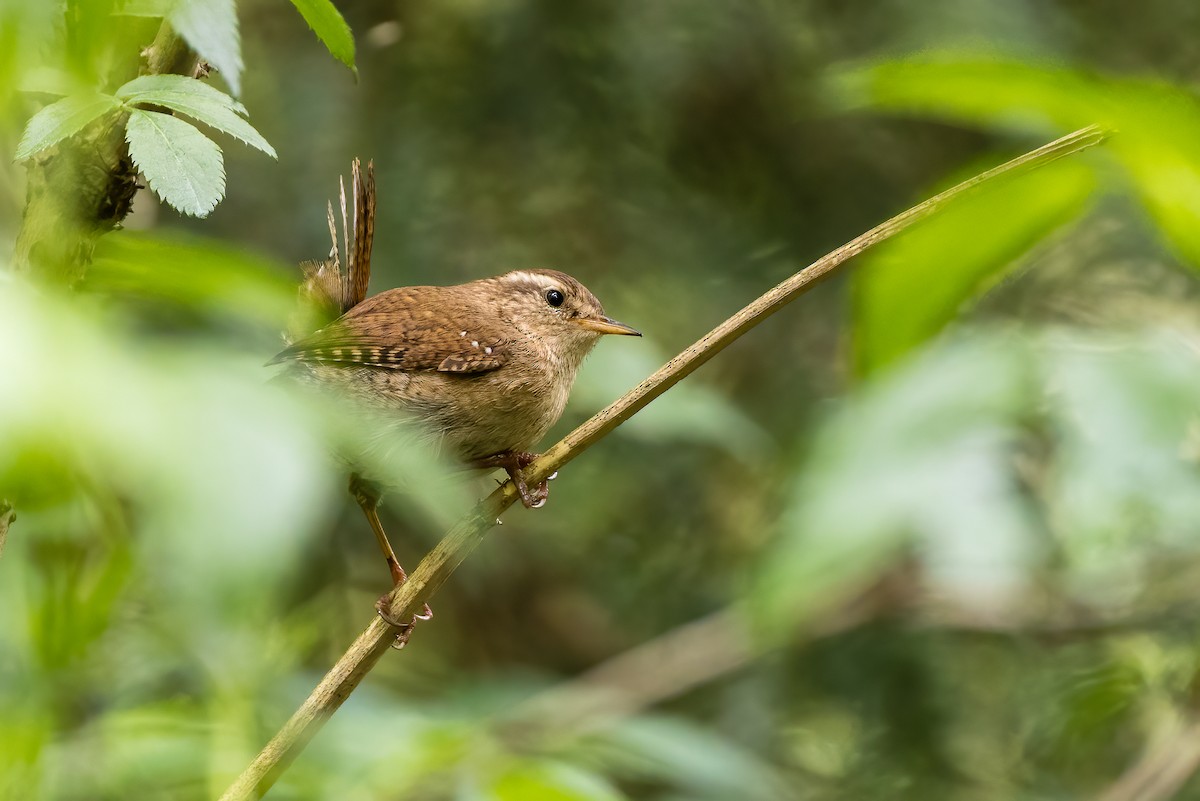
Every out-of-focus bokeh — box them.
[5,1,1200,799]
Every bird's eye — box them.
[545,289,565,308]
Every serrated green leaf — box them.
[170,0,242,96]
[117,74,247,115]
[14,93,121,160]
[852,156,1097,376]
[116,75,275,157]
[286,0,357,74]
[125,109,225,217]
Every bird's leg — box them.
[472,451,549,509]
[349,474,432,649]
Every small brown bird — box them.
[273,161,639,642]
[274,267,639,504]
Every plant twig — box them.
[1095,715,1200,801]
[0,501,13,560]
[219,124,1108,800]
[504,581,891,742]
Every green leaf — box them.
[116,74,275,157]
[88,230,299,327]
[169,0,242,95]
[574,343,772,464]
[286,0,357,75]
[117,73,246,114]
[835,56,1200,271]
[115,0,174,15]
[600,716,788,800]
[852,156,1097,376]
[1042,332,1200,591]
[490,761,623,801]
[124,109,225,217]
[14,92,121,160]
[16,66,82,97]
[750,336,1035,638]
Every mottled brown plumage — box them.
[273,268,639,475]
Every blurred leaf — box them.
[13,92,120,160]
[15,66,82,97]
[1042,331,1200,601]
[751,336,1035,637]
[125,108,225,216]
[489,761,624,801]
[117,74,275,157]
[115,0,173,14]
[596,716,789,800]
[834,58,1098,132]
[0,274,371,794]
[754,324,1200,637]
[575,342,772,464]
[286,0,357,75]
[853,155,1097,376]
[837,56,1200,269]
[88,230,298,327]
[59,703,210,796]
[169,0,242,96]
[1055,659,1143,748]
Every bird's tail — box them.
[289,159,376,338]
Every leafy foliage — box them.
[838,57,1200,269]
[116,74,274,156]
[16,74,273,216]
[754,324,1200,657]
[285,0,356,76]
[853,156,1098,375]
[8,2,1200,801]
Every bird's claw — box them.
[474,451,552,509]
[514,475,549,509]
[376,593,432,650]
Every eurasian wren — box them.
[271,161,638,644]
[273,267,640,506]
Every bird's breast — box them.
[398,359,574,461]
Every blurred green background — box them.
[5,1,1200,799]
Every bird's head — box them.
[494,269,640,359]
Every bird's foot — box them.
[474,451,550,509]
[376,592,433,650]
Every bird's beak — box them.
[576,315,642,337]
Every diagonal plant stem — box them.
[219,124,1108,800]
[0,501,13,559]
[1095,715,1200,801]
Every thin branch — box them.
[0,501,13,560]
[509,610,753,740]
[219,124,1108,800]
[504,584,889,742]
[513,573,1180,748]
[1095,716,1200,801]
